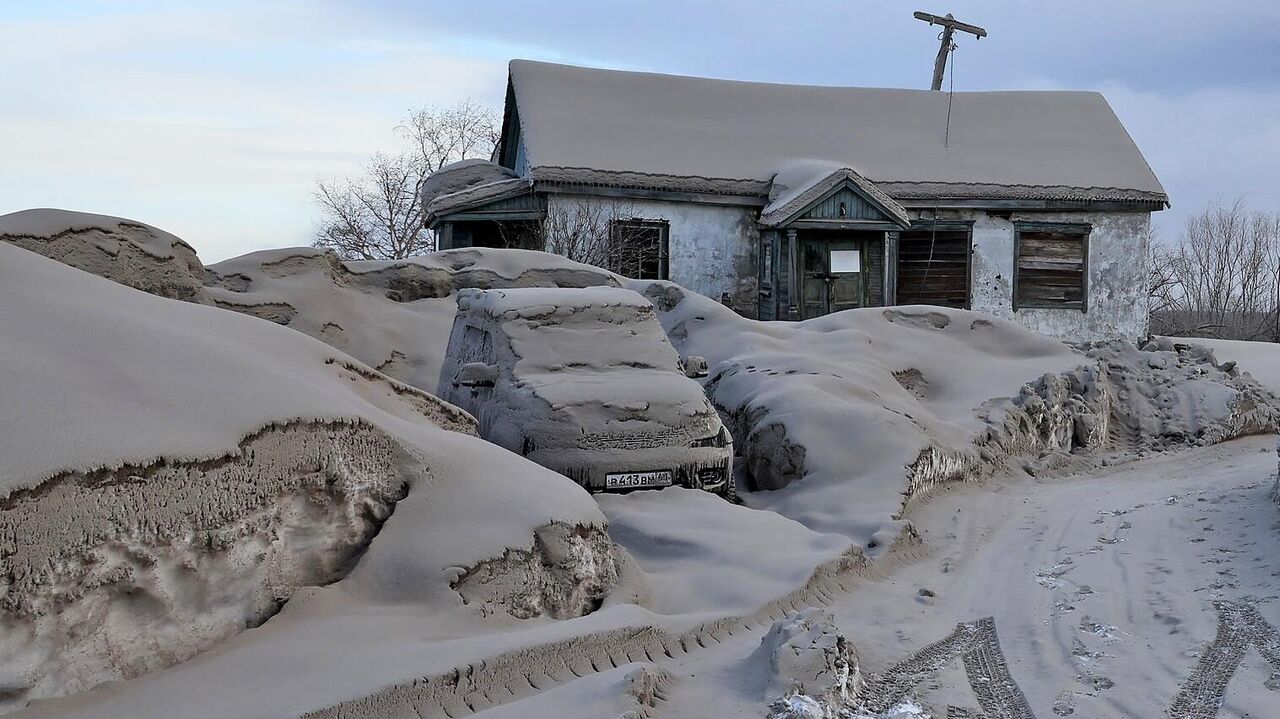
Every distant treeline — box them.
[1149,199,1280,343]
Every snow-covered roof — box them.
[418,159,534,223]
[506,60,1168,204]
[419,159,517,202]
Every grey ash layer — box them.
[503,60,1165,202]
[2,210,1280,719]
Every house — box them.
[420,60,1168,340]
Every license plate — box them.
[605,470,673,490]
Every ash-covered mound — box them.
[0,209,211,303]
[761,609,863,718]
[0,209,622,395]
[1171,336,1280,396]
[0,243,618,713]
[979,338,1280,465]
[204,247,622,392]
[634,281,1280,548]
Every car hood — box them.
[512,368,721,445]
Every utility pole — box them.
[913,11,987,91]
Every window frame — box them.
[1013,222,1091,313]
[829,248,862,274]
[609,218,670,280]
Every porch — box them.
[756,165,974,321]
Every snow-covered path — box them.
[649,435,1280,718]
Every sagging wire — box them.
[927,33,959,293]
[943,32,957,148]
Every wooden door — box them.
[827,241,864,313]
[799,237,866,318]
[800,238,829,318]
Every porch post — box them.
[786,229,799,320]
[884,231,898,306]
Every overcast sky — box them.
[4,1,1277,262]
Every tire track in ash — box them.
[304,549,874,719]
[857,617,1035,719]
[1166,600,1280,719]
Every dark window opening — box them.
[896,227,971,309]
[1015,224,1090,311]
[609,219,670,280]
[447,220,542,251]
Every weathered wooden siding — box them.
[482,193,543,213]
[897,228,970,308]
[864,236,885,307]
[758,230,779,320]
[801,188,886,222]
[777,234,792,318]
[1014,225,1089,310]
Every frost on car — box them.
[439,286,735,498]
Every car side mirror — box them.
[454,362,497,388]
[682,355,709,379]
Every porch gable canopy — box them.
[420,159,540,228]
[760,162,911,229]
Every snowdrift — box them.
[1170,337,1280,396]
[633,281,1280,546]
[0,208,622,396]
[204,247,621,392]
[6,208,1279,718]
[0,243,618,712]
[0,209,212,304]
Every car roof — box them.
[456,286,652,318]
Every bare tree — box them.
[400,99,501,175]
[313,100,500,261]
[1147,225,1180,320]
[1150,198,1280,341]
[313,152,428,261]
[538,199,662,276]
[541,199,617,268]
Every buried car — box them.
[438,286,735,498]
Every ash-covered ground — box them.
[2,209,1279,719]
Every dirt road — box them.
[650,435,1280,718]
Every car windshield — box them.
[501,304,681,376]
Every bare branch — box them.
[313,100,500,260]
[1150,198,1280,341]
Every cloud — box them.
[0,1,505,261]
[3,0,1276,260]
[1101,82,1280,236]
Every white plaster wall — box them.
[540,194,1147,339]
[546,194,759,316]
[939,209,1151,342]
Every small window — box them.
[830,249,861,273]
[1015,223,1089,311]
[609,219,669,280]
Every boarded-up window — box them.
[610,220,669,280]
[896,227,971,308]
[1015,224,1089,311]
